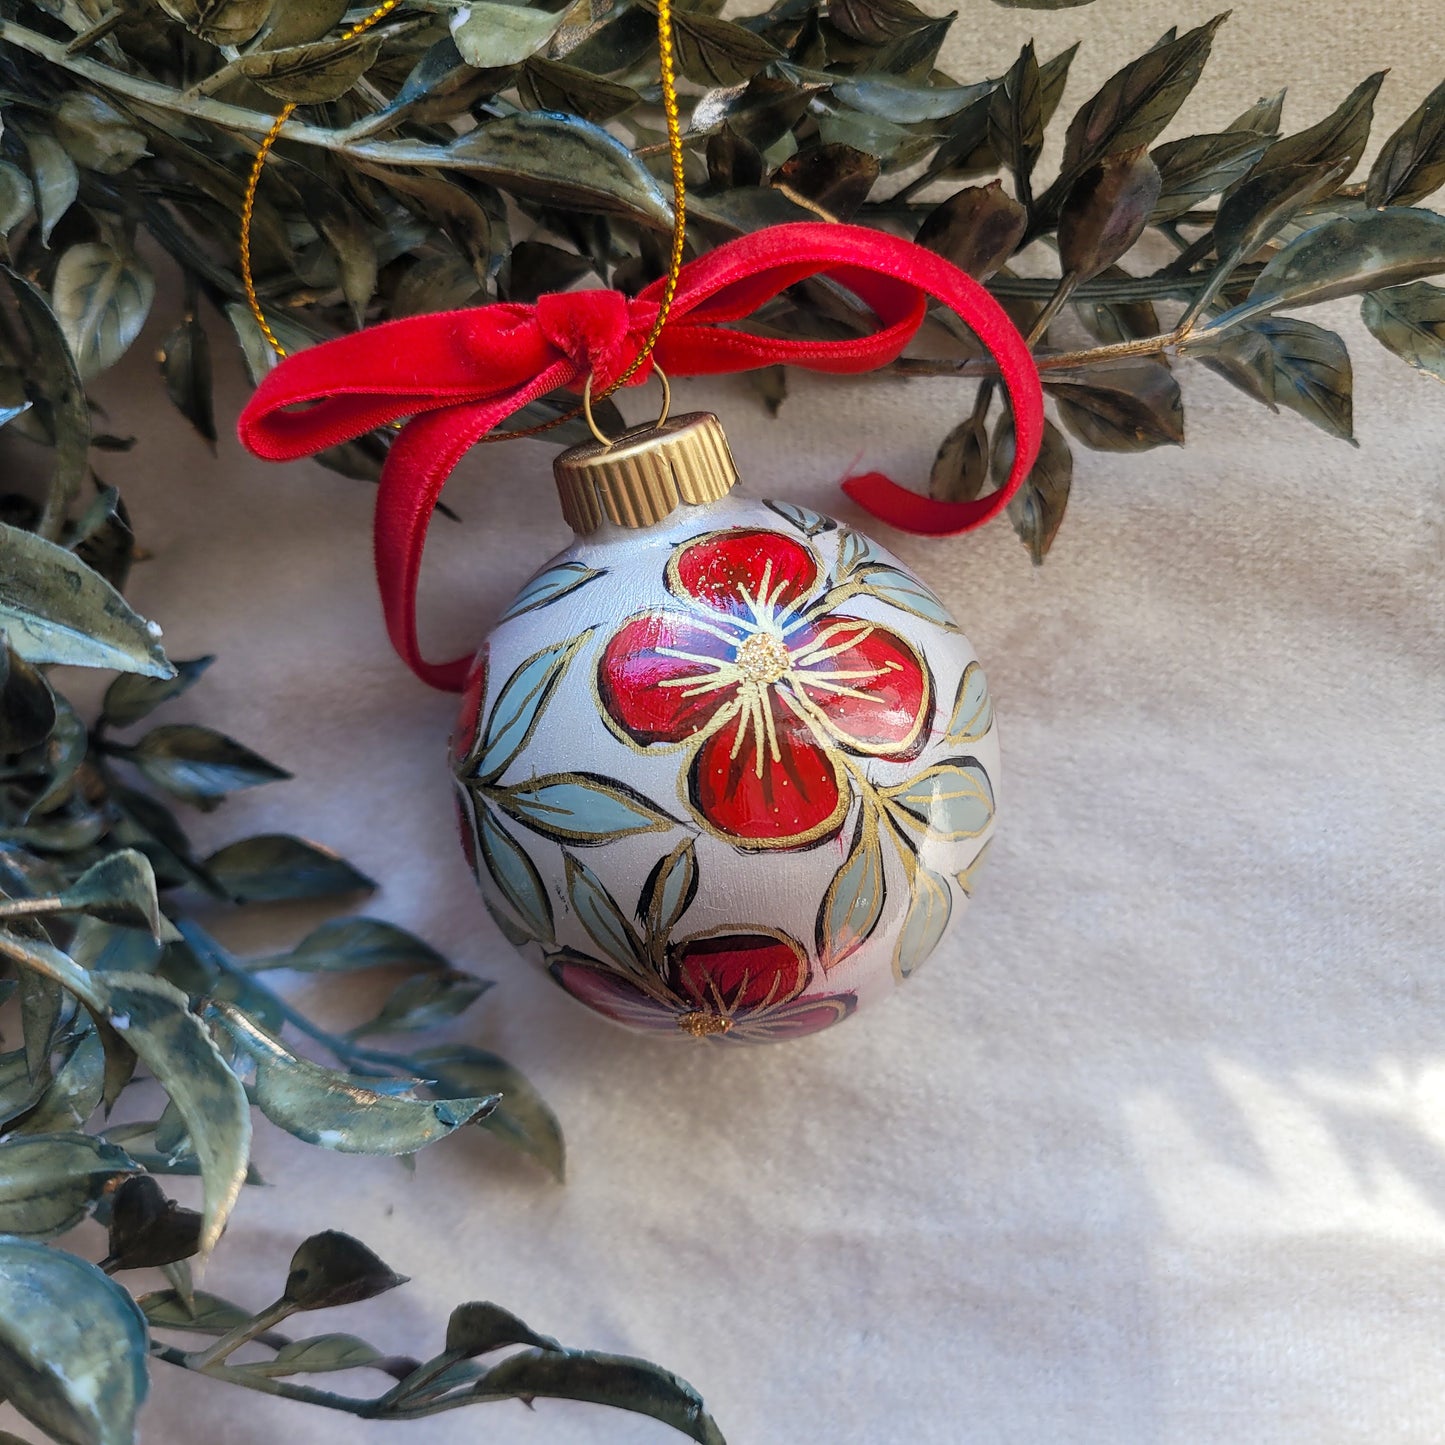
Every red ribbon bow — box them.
[239,221,1043,692]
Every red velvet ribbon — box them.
[238,221,1043,692]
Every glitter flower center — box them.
[735,630,791,685]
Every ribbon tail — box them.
[375,361,574,692]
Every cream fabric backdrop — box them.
[6,1,1444,1441]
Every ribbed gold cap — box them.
[554,411,738,535]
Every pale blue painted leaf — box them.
[475,800,554,945]
[499,561,606,622]
[641,838,698,941]
[476,631,592,781]
[946,661,994,744]
[815,815,886,970]
[495,773,675,844]
[564,854,643,970]
[835,527,884,576]
[887,758,995,841]
[859,565,959,631]
[893,868,953,980]
[762,499,837,537]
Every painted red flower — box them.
[598,529,930,849]
[550,928,856,1043]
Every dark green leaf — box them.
[994,416,1073,563]
[450,3,566,68]
[475,1349,725,1445]
[659,8,784,85]
[1058,146,1161,283]
[0,522,172,677]
[1246,71,1384,198]
[255,916,448,974]
[915,180,1026,280]
[1076,264,1160,345]
[204,834,375,903]
[282,1231,408,1311]
[814,105,935,170]
[771,144,878,220]
[413,1044,565,1182]
[70,484,134,592]
[1150,129,1273,221]
[259,0,349,48]
[1207,207,1445,331]
[0,936,250,1257]
[102,655,214,729]
[105,1174,202,1269]
[1196,316,1354,440]
[0,1236,149,1445]
[826,74,991,125]
[138,1288,252,1333]
[0,162,35,242]
[155,0,273,44]
[217,1003,499,1155]
[1361,280,1445,381]
[1366,78,1445,208]
[235,1333,385,1378]
[987,41,1043,181]
[446,1301,561,1356]
[827,0,930,44]
[3,269,89,535]
[54,94,147,176]
[0,644,56,752]
[1048,360,1184,451]
[235,33,381,103]
[347,969,490,1039]
[0,1133,139,1239]
[928,400,990,503]
[1230,90,1287,137]
[746,364,787,415]
[1213,160,1344,266]
[56,850,163,933]
[127,723,291,804]
[519,57,642,124]
[502,240,593,304]
[69,917,163,976]
[1054,14,1226,195]
[52,242,155,380]
[356,115,673,230]
[19,128,78,247]
[159,309,216,449]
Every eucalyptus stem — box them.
[188,1298,295,1370]
[152,1343,378,1414]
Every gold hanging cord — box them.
[240,0,690,441]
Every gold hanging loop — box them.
[583,365,672,448]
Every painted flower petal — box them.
[688,695,846,848]
[668,930,809,1015]
[598,611,741,746]
[668,528,819,621]
[725,993,857,1043]
[788,615,929,757]
[548,956,677,1032]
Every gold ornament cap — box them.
[554,411,739,535]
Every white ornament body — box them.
[450,491,998,1044]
